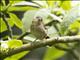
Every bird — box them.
[30,16,49,41]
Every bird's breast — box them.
[30,25,47,40]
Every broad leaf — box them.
[33,1,48,8]
[9,13,23,29]
[0,18,7,32]
[4,51,29,60]
[43,47,65,60]
[1,39,29,60]
[7,39,23,48]
[8,1,40,11]
[13,1,40,7]
[60,6,80,35]
[8,6,39,11]
[61,1,71,10]
[4,39,29,60]
[7,17,14,27]
[46,0,55,9]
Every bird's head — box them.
[32,16,43,25]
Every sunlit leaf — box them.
[7,39,23,48]
[69,21,80,30]
[10,0,24,2]
[9,13,23,29]
[8,6,39,11]
[7,1,40,11]
[2,0,6,6]
[61,1,71,10]
[68,19,80,35]
[9,0,25,7]
[4,39,29,60]
[60,6,80,35]
[43,47,65,60]
[0,5,3,11]
[13,1,40,7]
[0,18,7,32]
[46,0,55,9]
[33,1,48,8]
[7,18,14,27]
[4,51,29,60]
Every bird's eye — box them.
[38,19,42,21]
[36,16,42,21]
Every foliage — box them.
[0,0,80,60]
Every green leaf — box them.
[8,1,40,11]
[0,5,3,12]
[61,1,71,10]
[9,13,23,29]
[9,0,25,7]
[8,6,39,11]
[7,18,14,27]
[7,39,23,48]
[46,0,55,9]
[68,20,80,35]
[2,0,6,6]
[4,51,29,60]
[69,21,80,30]
[33,1,48,8]
[0,15,14,33]
[43,47,65,60]
[13,1,40,7]
[60,6,80,35]
[0,18,7,32]
[10,0,25,2]
[4,39,29,60]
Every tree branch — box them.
[0,35,80,59]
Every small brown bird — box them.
[30,16,49,41]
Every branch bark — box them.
[0,35,80,59]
